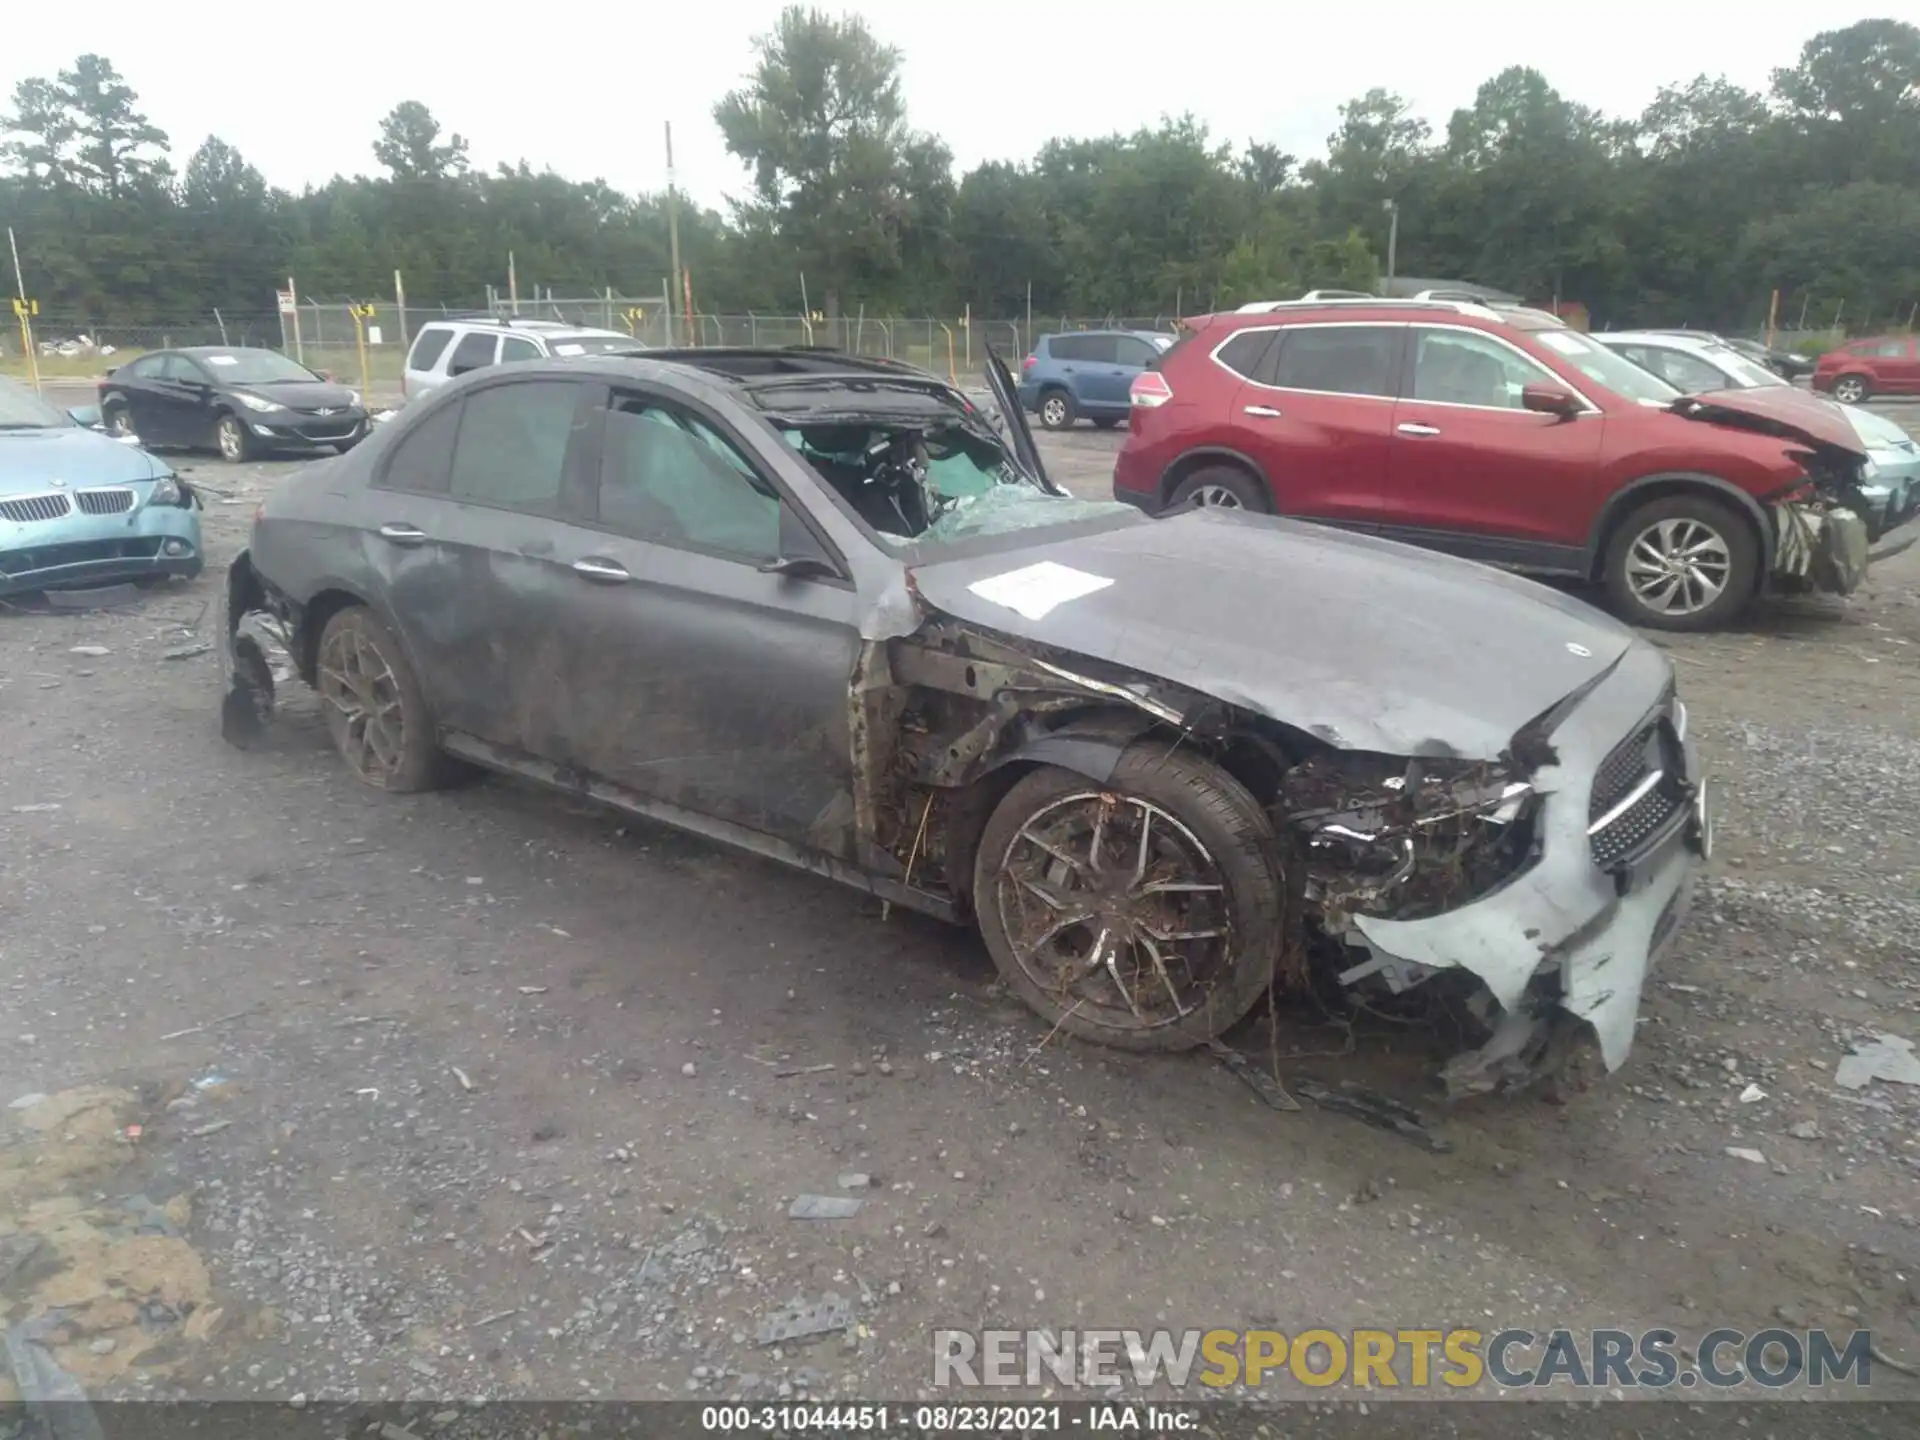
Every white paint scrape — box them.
[965,561,1114,621]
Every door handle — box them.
[572,556,631,584]
[1243,405,1283,418]
[377,523,427,546]
[1397,422,1442,436]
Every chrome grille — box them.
[0,492,73,524]
[1588,712,1685,868]
[76,488,135,515]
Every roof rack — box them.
[1226,297,1505,320]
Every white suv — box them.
[400,318,638,401]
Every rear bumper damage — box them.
[1330,643,1710,1098]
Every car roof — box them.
[1595,331,1737,354]
[177,345,283,356]
[1043,328,1163,340]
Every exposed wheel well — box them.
[1158,451,1268,510]
[296,588,369,685]
[1588,479,1767,585]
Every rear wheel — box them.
[1092,416,1121,430]
[215,413,254,463]
[102,401,135,439]
[1167,464,1269,513]
[972,744,1291,1052]
[1603,493,1759,632]
[315,606,457,792]
[1831,373,1871,405]
[1037,388,1076,430]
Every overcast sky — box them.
[4,1,1892,210]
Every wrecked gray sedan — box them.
[217,346,1711,1095]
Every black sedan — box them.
[97,346,368,462]
[213,345,1708,1097]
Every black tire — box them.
[214,413,254,464]
[1603,492,1759,632]
[972,743,1292,1053]
[314,606,458,792]
[1167,464,1270,514]
[102,400,135,439]
[1831,373,1871,405]
[1092,416,1121,430]
[1036,388,1077,430]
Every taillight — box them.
[1130,372,1173,408]
[1021,355,1036,370]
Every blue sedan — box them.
[1,377,204,597]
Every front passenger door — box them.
[544,388,864,853]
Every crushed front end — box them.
[215,549,298,746]
[1280,642,1710,1098]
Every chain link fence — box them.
[1,297,1183,391]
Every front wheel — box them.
[1037,389,1076,430]
[215,414,254,463]
[972,744,1292,1052]
[1831,374,1871,405]
[1603,493,1759,632]
[315,606,458,792]
[102,401,136,439]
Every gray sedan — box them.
[217,347,1710,1097]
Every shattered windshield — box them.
[780,417,1135,548]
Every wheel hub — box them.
[994,792,1232,1030]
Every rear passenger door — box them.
[365,376,597,746]
[1231,322,1403,527]
[1871,336,1920,395]
[1075,335,1131,413]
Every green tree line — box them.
[3,11,1917,333]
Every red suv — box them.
[1113,299,1892,631]
[1811,334,1920,405]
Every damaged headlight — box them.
[148,475,182,505]
[1283,754,1538,927]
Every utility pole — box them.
[1382,199,1399,293]
[507,251,519,315]
[665,121,683,348]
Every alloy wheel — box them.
[106,407,135,438]
[218,418,245,461]
[993,791,1235,1035]
[1188,485,1243,509]
[1833,377,1867,405]
[1625,516,1732,618]
[318,624,409,785]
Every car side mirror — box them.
[757,505,842,581]
[1521,383,1581,418]
[67,404,102,428]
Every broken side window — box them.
[599,396,781,563]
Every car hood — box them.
[1671,387,1867,460]
[907,508,1645,760]
[0,426,167,495]
[235,381,360,410]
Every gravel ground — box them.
[3,404,1919,1418]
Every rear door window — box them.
[448,380,586,516]
[1113,336,1158,368]
[1049,335,1098,362]
[407,327,454,372]
[378,400,462,495]
[1268,326,1401,397]
[447,331,500,377]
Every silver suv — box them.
[400,318,638,401]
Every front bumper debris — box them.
[1772,502,1870,595]
[0,490,203,597]
[1340,643,1708,1097]
[216,550,294,746]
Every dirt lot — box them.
[4,407,1919,1419]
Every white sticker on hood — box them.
[965,560,1114,621]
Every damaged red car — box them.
[216,345,1711,1096]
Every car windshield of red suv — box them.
[1533,329,1682,405]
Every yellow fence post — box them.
[349,303,377,390]
[12,297,41,393]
